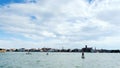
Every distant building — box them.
[10,48,17,52]
[47,49,55,52]
[18,48,25,52]
[0,48,6,53]
[29,48,36,52]
[41,48,52,52]
[82,45,93,52]
[71,49,81,52]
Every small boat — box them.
[26,51,31,55]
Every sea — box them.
[0,52,120,68]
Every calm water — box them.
[0,52,120,68]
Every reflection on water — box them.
[0,52,120,68]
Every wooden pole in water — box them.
[81,51,85,59]
[46,52,48,55]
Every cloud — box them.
[0,0,120,49]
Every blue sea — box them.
[0,52,120,68]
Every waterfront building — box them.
[29,48,36,52]
[0,49,6,53]
[41,48,52,52]
[48,49,55,52]
[71,49,81,52]
[82,45,93,52]
[18,48,25,52]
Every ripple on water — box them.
[0,65,4,68]
[1,53,120,68]
[75,65,81,68]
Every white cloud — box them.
[41,31,56,37]
[0,0,120,49]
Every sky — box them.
[0,0,120,49]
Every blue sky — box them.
[0,0,120,49]
[0,0,25,5]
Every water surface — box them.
[0,52,120,68]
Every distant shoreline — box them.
[1,45,120,53]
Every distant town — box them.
[0,45,120,53]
